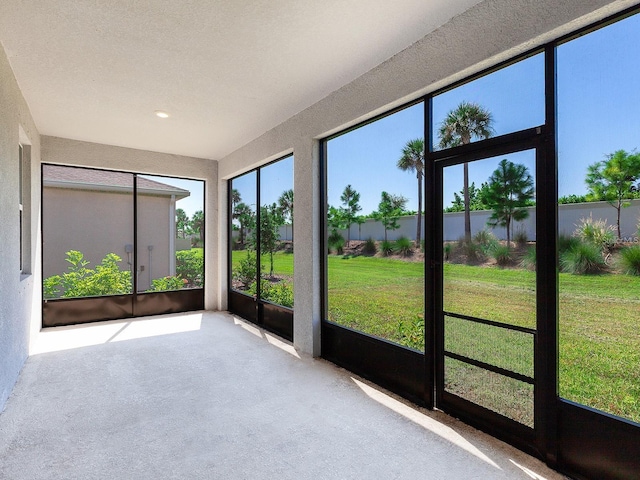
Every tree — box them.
[373,191,407,241]
[251,203,283,277]
[444,182,490,213]
[190,210,205,243]
[175,208,189,238]
[231,188,241,210]
[585,149,640,239]
[234,203,255,246]
[277,189,294,241]
[484,159,534,247]
[339,185,362,247]
[397,138,425,245]
[438,101,494,242]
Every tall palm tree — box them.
[438,101,493,242]
[397,138,425,246]
[277,189,294,241]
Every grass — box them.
[231,249,640,424]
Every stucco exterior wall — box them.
[42,136,218,308]
[42,188,174,292]
[0,45,41,411]
[218,0,636,355]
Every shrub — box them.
[574,215,616,252]
[394,236,413,256]
[491,244,512,266]
[560,242,606,274]
[147,275,186,292]
[248,279,294,308]
[176,248,203,287]
[456,238,483,263]
[233,251,258,289]
[397,315,424,351]
[473,230,498,255]
[328,230,345,254]
[380,240,394,256]
[443,243,452,261]
[363,237,377,255]
[520,246,536,270]
[558,234,580,256]
[43,250,132,299]
[514,226,528,246]
[618,245,640,275]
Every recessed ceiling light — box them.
[155,110,170,118]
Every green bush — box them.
[380,240,394,256]
[397,315,424,351]
[473,230,498,255]
[43,250,132,299]
[394,236,413,256]
[248,279,294,308]
[443,243,452,261]
[456,238,483,263]
[574,215,616,252]
[514,227,528,246]
[233,251,259,289]
[147,275,185,292]
[558,234,581,256]
[520,246,536,270]
[618,245,640,275]
[363,237,377,255]
[560,241,606,274]
[491,244,512,266]
[176,248,203,287]
[328,231,345,254]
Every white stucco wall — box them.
[0,45,41,411]
[218,0,636,356]
[41,136,219,309]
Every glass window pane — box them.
[259,156,294,308]
[326,103,425,350]
[137,175,204,292]
[432,53,544,151]
[230,171,257,296]
[42,165,134,299]
[557,13,640,423]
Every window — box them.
[557,12,640,423]
[325,102,425,349]
[18,142,31,275]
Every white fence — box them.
[280,200,640,242]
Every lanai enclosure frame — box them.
[2,2,640,480]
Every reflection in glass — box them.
[326,103,425,349]
[42,165,134,299]
[557,13,640,423]
[138,175,204,292]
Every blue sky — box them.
[326,12,640,214]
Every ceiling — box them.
[0,0,482,160]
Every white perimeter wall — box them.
[219,0,636,356]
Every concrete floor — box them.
[0,311,566,479]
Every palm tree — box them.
[438,101,493,242]
[397,138,425,246]
[277,189,294,241]
[231,188,241,210]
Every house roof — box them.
[43,164,190,199]
[0,1,482,160]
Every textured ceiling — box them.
[0,0,482,159]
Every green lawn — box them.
[231,249,640,424]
